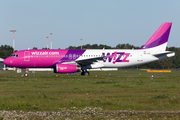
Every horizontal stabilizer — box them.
[152,51,175,58]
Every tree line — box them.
[0,44,179,69]
[67,43,140,49]
[0,45,13,59]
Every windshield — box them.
[10,54,19,57]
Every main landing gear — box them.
[81,70,90,76]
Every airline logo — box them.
[102,52,130,64]
[59,67,67,70]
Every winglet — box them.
[140,22,172,51]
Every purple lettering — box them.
[102,53,113,62]
[115,52,125,63]
[102,52,130,63]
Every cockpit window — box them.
[10,54,19,57]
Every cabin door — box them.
[137,51,143,61]
[24,51,30,61]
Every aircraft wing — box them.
[75,56,106,66]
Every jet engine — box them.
[54,64,81,73]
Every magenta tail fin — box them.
[140,22,172,50]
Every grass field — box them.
[0,70,180,119]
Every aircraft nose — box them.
[3,58,12,66]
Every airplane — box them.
[3,22,175,76]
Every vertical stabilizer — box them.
[140,22,172,51]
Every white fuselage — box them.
[75,49,174,69]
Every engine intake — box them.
[54,64,80,73]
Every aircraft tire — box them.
[85,71,90,76]
[81,72,85,76]
[24,73,29,77]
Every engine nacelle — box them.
[54,64,80,73]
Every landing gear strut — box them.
[24,69,29,77]
[81,70,90,76]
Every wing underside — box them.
[75,56,105,66]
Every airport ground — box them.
[0,70,180,119]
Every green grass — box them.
[1,70,180,119]
[0,70,180,112]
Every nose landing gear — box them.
[24,68,29,77]
[24,72,29,76]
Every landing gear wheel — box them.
[81,72,85,76]
[85,71,90,76]
[24,73,29,77]
[81,70,90,76]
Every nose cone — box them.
[3,58,12,66]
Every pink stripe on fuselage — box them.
[144,23,172,46]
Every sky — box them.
[0,0,180,50]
